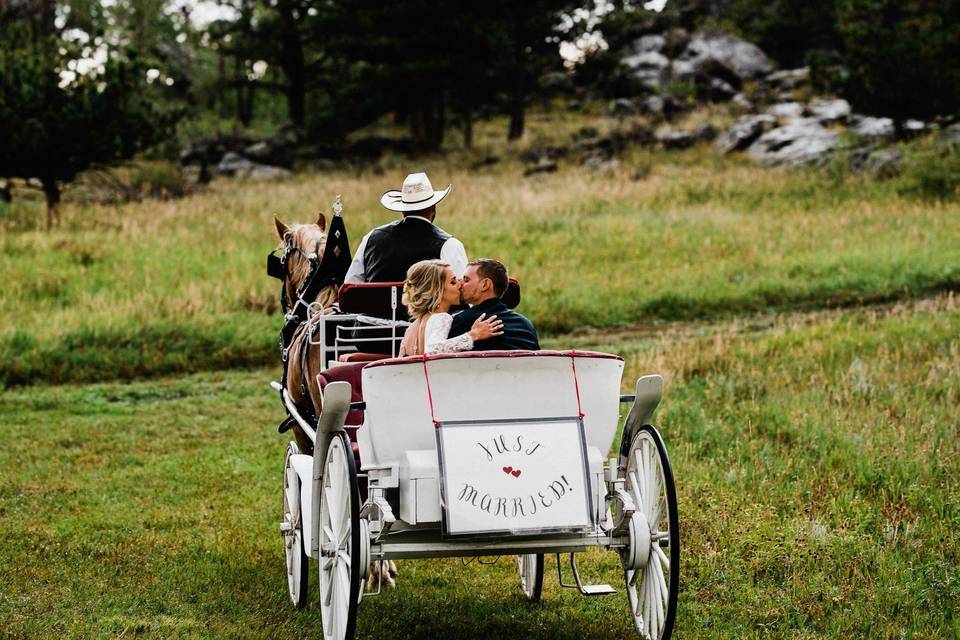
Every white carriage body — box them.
[357,351,624,528]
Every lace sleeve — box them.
[424,313,474,354]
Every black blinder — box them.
[267,252,285,280]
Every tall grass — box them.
[1,115,957,386]
[1,297,955,638]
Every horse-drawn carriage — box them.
[269,202,679,640]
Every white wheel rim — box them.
[283,452,303,605]
[623,431,672,640]
[319,437,353,640]
[517,554,537,598]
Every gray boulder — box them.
[608,98,640,117]
[850,115,895,141]
[523,158,559,177]
[641,95,665,115]
[939,122,960,146]
[678,30,775,81]
[809,98,851,124]
[656,128,696,149]
[766,102,805,120]
[902,119,928,138]
[664,59,696,85]
[583,151,620,172]
[748,118,839,166]
[765,67,810,92]
[622,50,671,91]
[731,93,755,113]
[248,165,293,180]
[217,152,255,176]
[863,148,903,179]
[217,151,291,179]
[694,124,718,142]
[716,114,777,153]
[627,34,666,54]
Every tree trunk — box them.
[508,99,525,141]
[217,53,229,117]
[0,179,11,204]
[409,110,426,147]
[278,0,306,128]
[462,108,474,150]
[41,178,60,228]
[423,91,445,151]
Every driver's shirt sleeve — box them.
[344,231,372,283]
[441,237,468,278]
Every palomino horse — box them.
[272,214,399,588]
[273,214,339,456]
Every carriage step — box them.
[556,553,617,596]
[580,584,617,596]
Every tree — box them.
[0,19,177,227]
[488,0,576,141]
[824,0,960,126]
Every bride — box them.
[399,259,502,356]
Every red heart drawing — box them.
[502,466,513,474]
[511,469,522,478]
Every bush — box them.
[130,161,188,200]
[896,147,960,201]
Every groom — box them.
[449,259,540,351]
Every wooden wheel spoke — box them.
[644,448,659,523]
[653,544,670,572]
[628,471,644,513]
[651,561,664,635]
[652,551,669,606]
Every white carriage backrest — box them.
[358,351,625,468]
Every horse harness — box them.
[267,211,352,434]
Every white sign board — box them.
[436,417,594,536]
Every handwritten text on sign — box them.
[438,418,593,535]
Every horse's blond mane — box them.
[282,222,337,311]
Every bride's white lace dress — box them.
[421,312,473,354]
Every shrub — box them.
[896,147,960,201]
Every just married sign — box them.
[436,417,594,536]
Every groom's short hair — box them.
[468,259,508,297]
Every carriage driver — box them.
[344,172,467,283]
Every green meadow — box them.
[1,112,958,638]
[1,298,956,638]
[1,112,958,387]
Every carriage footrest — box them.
[580,584,616,596]
[557,553,617,596]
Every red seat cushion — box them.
[338,353,391,363]
[316,362,367,428]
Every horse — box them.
[273,213,338,456]
[273,214,399,589]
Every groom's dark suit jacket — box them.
[448,298,540,351]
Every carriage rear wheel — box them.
[282,442,309,609]
[319,432,362,640]
[516,554,544,602]
[621,426,679,640]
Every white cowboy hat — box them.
[379,172,452,212]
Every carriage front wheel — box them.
[281,442,308,608]
[621,426,679,640]
[318,432,362,640]
[516,554,544,602]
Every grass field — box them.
[1,111,958,386]
[1,297,957,638]
[1,108,958,638]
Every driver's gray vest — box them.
[363,218,451,282]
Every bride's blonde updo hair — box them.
[402,259,450,320]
